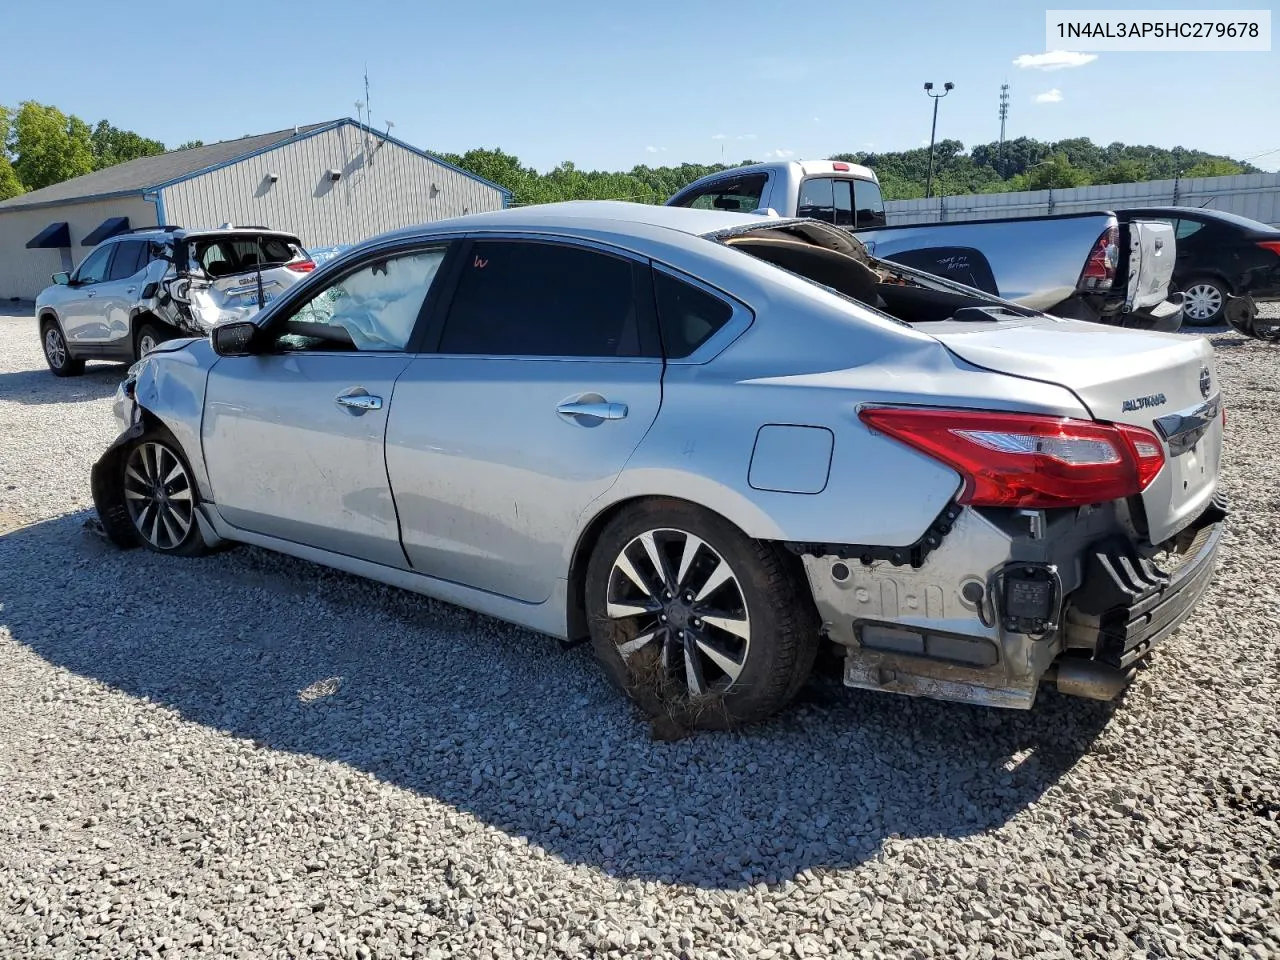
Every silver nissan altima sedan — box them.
[92,202,1226,726]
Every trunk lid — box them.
[929,317,1221,543]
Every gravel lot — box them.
[1,302,1277,959]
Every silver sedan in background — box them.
[92,202,1226,727]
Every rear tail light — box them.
[1256,240,1280,256]
[1078,225,1119,292]
[287,260,317,273]
[859,407,1165,508]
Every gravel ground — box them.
[1,302,1277,960]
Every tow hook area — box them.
[1046,658,1135,701]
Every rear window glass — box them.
[797,178,836,222]
[854,180,886,228]
[192,236,300,276]
[653,270,734,359]
[672,174,767,213]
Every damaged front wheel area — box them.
[92,423,208,557]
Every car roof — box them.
[376,201,772,243]
[1116,206,1279,232]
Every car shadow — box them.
[0,362,127,404]
[0,512,1115,890]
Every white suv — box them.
[36,226,315,376]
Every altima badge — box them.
[1121,393,1167,413]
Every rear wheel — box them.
[134,322,166,361]
[41,319,85,377]
[119,430,207,556]
[1181,277,1228,326]
[585,499,819,729]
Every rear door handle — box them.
[335,391,383,412]
[557,399,629,422]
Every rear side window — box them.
[1175,219,1205,240]
[107,241,148,280]
[439,241,647,357]
[672,174,767,213]
[653,270,733,359]
[854,180,886,228]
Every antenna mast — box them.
[997,82,1010,177]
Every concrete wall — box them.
[884,172,1280,226]
[161,124,506,248]
[0,195,159,300]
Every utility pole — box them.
[997,83,1010,177]
[923,81,954,200]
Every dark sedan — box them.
[1115,207,1280,326]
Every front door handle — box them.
[335,392,383,412]
[557,398,629,423]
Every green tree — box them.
[0,107,22,201]
[175,139,204,150]
[1183,158,1246,178]
[8,101,94,191]
[90,120,164,170]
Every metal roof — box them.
[0,119,512,212]
[0,125,331,212]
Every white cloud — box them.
[812,116,821,122]
[737,133,758,141]
[1013,50,1098,71]
[762,148,796,160]
[645,145,667,153]
[1035,88,1064,103]
[863,142,876,148]
[711,133,727,140]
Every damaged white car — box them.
[36,225,315,376]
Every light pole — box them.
[923,81,954,199]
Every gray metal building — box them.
[0,118,510,300]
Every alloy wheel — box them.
[1183,283,1224,322]
[138,333,157,356]
[124,442,194,550]
[44,327,67,369]
[606,528,751,697]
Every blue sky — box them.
[3,0,1277,172]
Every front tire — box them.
[584,499,819,729]
[1180,277,1228,326]
[118,429,207,556]
[41,318,85,377]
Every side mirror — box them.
[52,271,70,285]
[211,320,258,357]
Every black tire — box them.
[134,322,167,362]
[40,317,85,377]
[1180,276,1229,326]
[115,426,208,557]
[584,499,819,729]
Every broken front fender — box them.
[91,413,145,550]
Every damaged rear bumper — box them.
[796,497,1226,709]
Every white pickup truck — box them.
[667,160,1184,331]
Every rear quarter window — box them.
[653,270,734,359]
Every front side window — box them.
[273,247,447,352]
[107,241,148,281]
[74,245,113,285]
[797,178,836,222]
[439,241,645,357]
[673,174,768,213]
[853,180,886,228]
